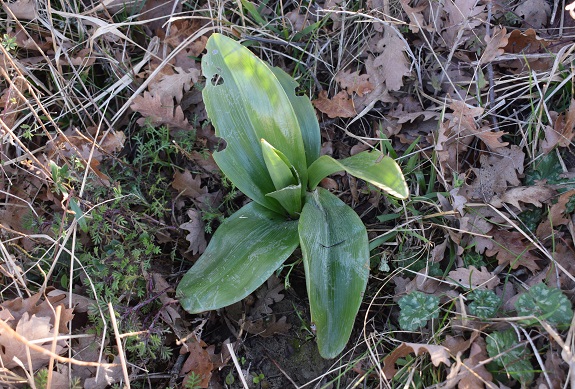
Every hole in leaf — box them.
[211,73,224,86]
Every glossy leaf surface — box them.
[202,34,307,212]
[270,67,321,167]
[298,188,369,358]
[261,138,297,190]
[308,151,409,199]
[177,202,299,313]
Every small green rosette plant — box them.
[176,33,408,358]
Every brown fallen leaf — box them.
[131,91,194,131]
[461,146,525,201]
[541,99,575,153]
[0,313,66,370]
[485,229,541,273]
[481,27,509,64]
[514,0,551,29]
[382,342,451,379]
[448,266,499,290]
[148,66,200,104]
[180,337,213,388]
[2,0,38,20]
[286,9,310,32]
[458,337,494,389]
[180,209,207,255]
[312,90,356,118]
[335,70,374,97]
[84,355,124,389]
[370,25,411,92]
[536,189,575,239]
[490,185,555,211]
[0,291,74,333]
[441,0,486,47]
[172,169,208,199]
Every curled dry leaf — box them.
[382,342,451,379]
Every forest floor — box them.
[2,0,575,388]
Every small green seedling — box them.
[176,34,408,358]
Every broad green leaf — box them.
[307,151,409,199]
[177,202,299,313]
[270,67,321,167]
[298,188,369,358]
[486,329,534,384]
[515,283,573,326]
[468,289,501,319]
[266,185,302,218]
[261,138,297,190]
[398,291,439,331]
[202,33,307,212]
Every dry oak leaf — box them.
[541,99,575,153]
[462,145,524,201]
[180,337,213,389]
[84,355,124,389]
[458,337,494,389]
[485,229,541,273]
[0,290,74,334]
[0,313,66,370]
[399,0,430,33]
[335,70,374,97]
[480,26,510,64]
[148,66,200,104]
[2,0,37,20]
[448,266,499,290]
[382,342,451,379]
[515,0,551,29]
[490,185,555,211]
[240,315,292,337]
[441,0,486,47]
[131,91,193,131]
[536,189,575,239]
[370,26,411,91]
[172,169,208,199]
[180,209,207,255]
[312,90,356,118]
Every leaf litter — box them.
[2,0,575,386]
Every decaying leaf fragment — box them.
[382,342,451,379]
